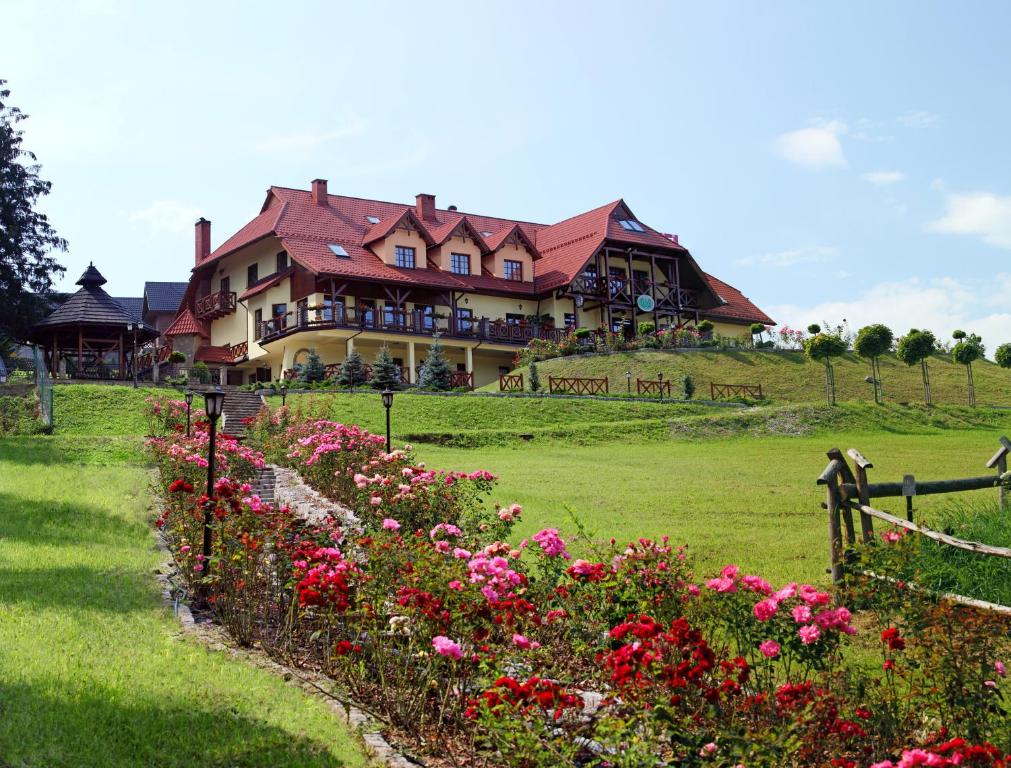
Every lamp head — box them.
[381,388,394,409]
[657,372,664,382]
[184,390,193,406]
[625,370,632,379]
[204,387,225,419]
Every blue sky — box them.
[6,1,1011,346]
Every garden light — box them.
[200,386,225,595]
[184,390,193,437]
[281,381,288,407]
[625,369,632,394]
[381,388,394,452]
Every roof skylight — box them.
[618,219,645,232]
[328,244,350,257]
[480,231,492,237]
[366,215,381,224]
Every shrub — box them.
[418,335,452,390]
[335,350,367,389]
[807,323,822,335]
[299,348,326,384]
[854,324,894,403]
[191,361,211,384]
[697,319,714,335]
[637,321,655,336]
[167,350,186,363]
[805,333,848,405]
[573,327,591,339]
[371,345,401,389]
[682,373,695,400]
[996,343,1011,369]
[897,328,937,405]
[528,360,540,392]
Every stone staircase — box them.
[250,465,276,506]
[220,391,265,439]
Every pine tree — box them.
[0,80,67,342]
[528,361,541,392]
[299,348,326,384]
[336,349,368,389]
[371,345,401,389]
[418,335,452,390]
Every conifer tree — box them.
[418,334,452,390]
[371,345,401,389]
[528,361,541,393]
[336,349,368,389]
[299,348,326,384]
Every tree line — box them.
[802,323,1006,406]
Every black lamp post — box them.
[625,370,632,394]
[280,381,288,407]
[657,371,664,403]
[201,387,225,580]
[184,390,193,437]
[381,388,394,452]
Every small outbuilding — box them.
[30,263,158,380]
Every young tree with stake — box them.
[854,324,893,404]
[895,329,936,406]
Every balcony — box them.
[255,304,569,346]
[195,289,237,320]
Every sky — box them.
[6,1,1011,348]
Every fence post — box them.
[710,382,716,399]
[902,475,916,522]
[826,474,844,584]
[986,437,1011,510]
[826,449,856,547]
[847,449,875,543]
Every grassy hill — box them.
[491,349,1011,407]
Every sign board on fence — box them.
[636,294,655,312]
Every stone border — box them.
[150,488,417,767]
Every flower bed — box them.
[147,404,1011,766]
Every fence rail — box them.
[548,375,609,395]
[711,382,763,400]
[816,438,1011,585]
[499,373,524,392]
[449,371,474,390]
[636,379,671,397]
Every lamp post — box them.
[657,371,664,403]
[280,381,288,407]
[201,387,225,587]
[127,322,138,388]
[625,370,632,395]
[381,388,394,452]
[184,390,193,437]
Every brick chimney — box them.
[195,217,211,264]
[311,178,328,206]
[416,193,436,220]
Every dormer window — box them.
[503,259,523,281]
[276,251,288,272]
[366,215,381,224]
[450,253,470,275]
[328,244,350,258]
[618,219,645,232]
[395,245,416,269]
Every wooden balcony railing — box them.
[195,289,237,320]
[229,341,248,362]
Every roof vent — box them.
[448,205,458,211]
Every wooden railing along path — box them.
[636,379,671,397]
[711,383,763,400]
[817,437,1011,612]
[548,375,609,395]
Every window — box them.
[276,251,288,272]
[456,363,467,372]
[414,304,435,330]
[246,263,258,288]
[450,252,470,275]
[219,276,230,294]
[328,244,350,258]
[366,215,381,224]
[505,313,524,326]
[359,299,375,326]
[564,312,575,327]
[503,259,523,281]
[498,366,510,376]
[272,303,287,318]
[455,307,474,333]
[618,219,645,232]
[395,245,416,269]
[253,308,262,332]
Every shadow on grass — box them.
[0,436,145,466]
[0,681,357,768]
[2,564,159,614]
[0,492,149,549]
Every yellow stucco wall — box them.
[483,242,534,282]
[370,227,429,267]
[432,234,480,274]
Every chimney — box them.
[416,193,436,220]
[311,178,328,205]
[195,218,211,264]
[663,232,679,246]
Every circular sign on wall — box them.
[636,294,656,312]
[574,295,584,308]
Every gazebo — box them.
[31,263,158,380]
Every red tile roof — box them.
[703,273,776,325]
[193,185,770,324]
[164,306,209,337]
[194,345,236,364]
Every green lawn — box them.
[497,349,1011,407]
[0,435,369,767]
[417,430,1010,586]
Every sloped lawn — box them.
[0,437,368,768]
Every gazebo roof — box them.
[31,262,158,340]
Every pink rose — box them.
[759,640,780,658]
[382,518,401,531]
[432,635,462,660]
[799,624,821,645]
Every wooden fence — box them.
[548,375,609,395]
[816,437,1011,612]
[499,373,524,392]
[711,383,763,400]
[449,371,474,390]
[636,379,672,397]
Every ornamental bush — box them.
[996,343,1011,369]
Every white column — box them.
[465,346,473,374]
[408,341,416,383]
